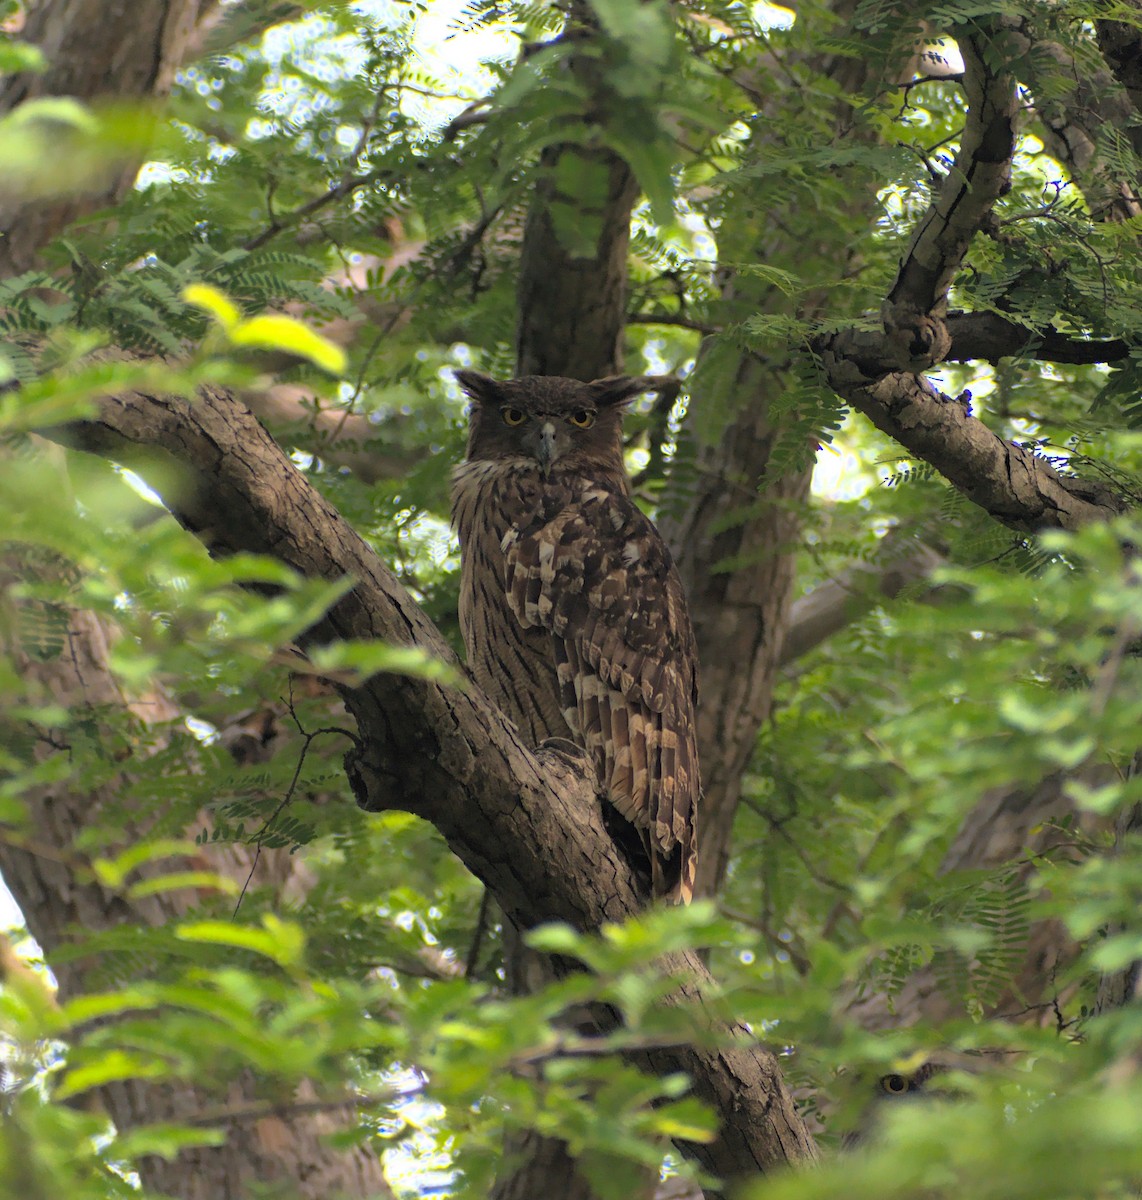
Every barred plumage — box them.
[450,372,700,903]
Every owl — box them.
[450,371,700,903]
[840,1057,984,1148]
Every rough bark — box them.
[818,360,1125,533]
[0,0,207,275]
[882,21,1027,336]
[57,382,818,1190]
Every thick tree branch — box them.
[817,360,1125,532]
[943,311,1132,365]
[1029,22,1141,220]
[780,533,945,666]
[881,19,1025,353]
[816,19,1129,533]
[1097,12,1142,146]
[636,311,1131,366]
[58,384,816,1189]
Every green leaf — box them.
[308,640,460,686]
[60,987,158,1028]
[525,924,590,957]
[93,838,203,889]
[128,870,240,899]
[182,283,240,330]
[0,38,46,75]
[113,1123,227,1159]
[230,314,347,375]
[56,1050,168,1098]
[601,126,676,226]
[174,916,306,969]
[1,95,96,134]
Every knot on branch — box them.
[881,303,953,370]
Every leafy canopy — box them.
[3,1,1142,1197]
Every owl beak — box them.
[536,422,557,477]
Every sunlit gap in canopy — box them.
[752,3,794,29]
[354,0,515,132]
[116,464,166,506]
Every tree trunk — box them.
[0,4,398,1195]
[661,358,810,896]
[661,0,880,896]
[0,599,397,1200]
[516,144,640,379]
[0,0,206,274]
[498,54,654,1189]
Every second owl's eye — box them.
[880,1074,910,1095]
[567,409,596,428]
[501,407,526,426]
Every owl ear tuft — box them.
[453,369,504,406]
[588,375,673,409]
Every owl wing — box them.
[501,481,699,902]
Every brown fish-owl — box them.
[450,371,700,903]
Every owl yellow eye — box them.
[880,1074,910,1095]
[567,409,596,429]
[501,407,526,426]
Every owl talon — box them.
[539,736,591,766]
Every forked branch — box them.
[59,383,817,1188]
[814,17,1128,533]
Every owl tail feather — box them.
[649,840,695,906]
[602,801,695,904]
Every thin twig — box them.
[243,166,396,253]
[233,683,357,915]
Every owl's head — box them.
[454,371,658,478]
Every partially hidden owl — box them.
[450,371,700,903]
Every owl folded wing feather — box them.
[502,484,699,902]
